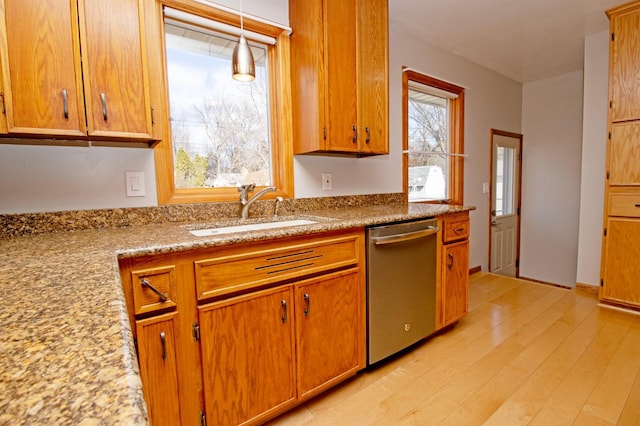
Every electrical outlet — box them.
[322,173,333,190]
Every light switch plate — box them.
[482,182,490,194]
[126,171,146,197]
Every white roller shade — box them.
[164,7,282,45]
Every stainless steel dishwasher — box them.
[366,218,439,365]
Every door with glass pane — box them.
[490,130,522,277]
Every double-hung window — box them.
[152,2,293,204]
[402,69,464,204]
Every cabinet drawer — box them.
[131,265,178,315]
[195,235,361,300]
[442,215,470,243]
[609,192,640,217]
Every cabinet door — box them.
[441,240,469,327]
[357,0,388,155]
[136,312,182,426]
[610,5,640,122]
[602,218,640,306]
[324,0,359,153]
[78,0,152,139]
[296,268,364,399]
[0,0,86,136]
[609,122,640,186]
[198,286,296,425]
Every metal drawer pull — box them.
[100,92,107,121]
[454,227,466,233]
[372,226,439,245]
[365,126,371,143]
[160,331,166,361]
[352,124,358,143]
[62,89,68,119]
[281,300,287,323]
[304,293,311,317]
[635,204,640,207]
[447,253,454,270]
[141,278,168,302]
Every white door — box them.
[490,130,522,277]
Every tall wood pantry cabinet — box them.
[600,0,640,309]
[0,0,154,141]
[289,0,389,156]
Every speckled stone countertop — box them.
[0,196,473,425]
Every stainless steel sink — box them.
[185,216,329,237]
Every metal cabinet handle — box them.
[160,331,166,361]
[447,253,454,270]
[304,293,311,317]
[635,204,640,208]
[141,278,168,302]
[371,226,439,245]
[100,92,107,121]
[352,125,357,143]
[62,89,68,119]
[281,299,287,323]
[454,227,465,233]
[365,126,371,143]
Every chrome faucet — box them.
[238,184,277,219]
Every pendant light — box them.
[232,0,255,81]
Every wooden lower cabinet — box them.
[441,240,469,327]
[198,286,297,425]
[120,229,366,425]
[295,268,364,399]
[601,218,640,306]
[135,312,182,426]
[437,213,470,330]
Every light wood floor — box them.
[268,272,640,425]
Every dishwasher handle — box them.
[371,226,439,245]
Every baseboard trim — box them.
[576,282,599,295]
[598,302,640,316]
[518,275,572,290]
[469,265,481,275]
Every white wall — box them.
[575,31,608,287]
[395,26,522,272]
[0,145,157,213]
[520,71,584,287]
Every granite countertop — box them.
[0,201,473,425]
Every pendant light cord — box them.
[240,0,244,35]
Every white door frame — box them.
[489,129,523,277]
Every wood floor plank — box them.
[438,291,598,424]
[528,309,636,425]
[617,366,640,425]
[580,316,640,423]
[268,273,640,426]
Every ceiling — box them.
[388,0,624,83]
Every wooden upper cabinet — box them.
[290,0,389,156]
[357,0,388,155]
[79,0,152,139]
[0,0,86,136]
[608,2,640,122]
[0,0,153,141]
[324,0,358,153]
